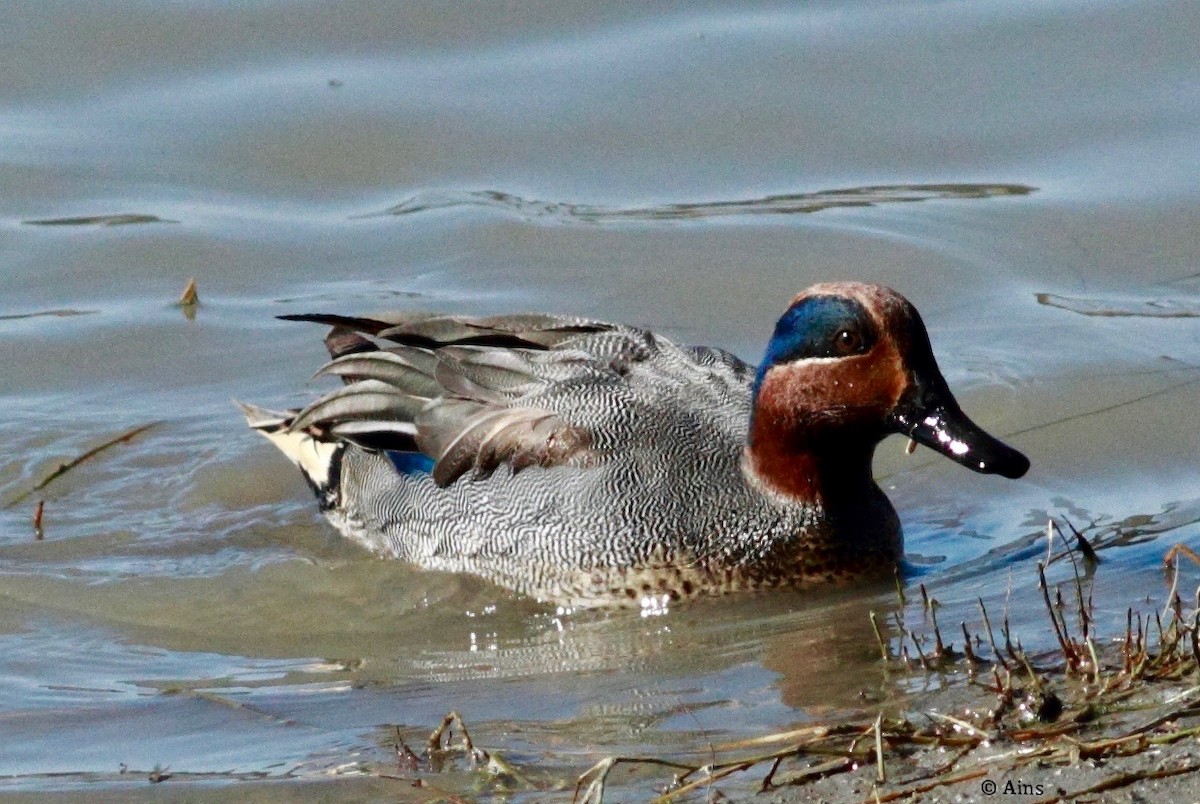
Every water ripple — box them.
[1037,292,1200,318]
[23,213,177,227]
[373,182,1035,225]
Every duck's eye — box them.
[833,328,864,355]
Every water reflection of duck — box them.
[242,282,1028,607]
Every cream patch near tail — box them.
[237,401,341,491]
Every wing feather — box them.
[262,310,751,486]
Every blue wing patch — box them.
[386,450,436,476]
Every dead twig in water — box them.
[177,277,199,307]
[978,597,1010,671]
[869,611,890,662]
[177,277,199,321]
[4,422,161,508]
[428,710,487,764]
[395,726,421,771]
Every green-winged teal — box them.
[243,282,1028,608]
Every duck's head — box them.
[749,282,1028,500]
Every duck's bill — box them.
[888,384,1030,479]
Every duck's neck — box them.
[748,419,901,555]
[746,416,874,502]
[746,419,900,562]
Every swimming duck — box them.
[243,282,1028,607]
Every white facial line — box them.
[781,355,843,367]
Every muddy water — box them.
[2,1,1199,799]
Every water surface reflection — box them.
[1,0,1198,797]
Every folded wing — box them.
[274,313,659,486]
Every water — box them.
[2,0,1199,798]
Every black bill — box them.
[888,374,1030,480]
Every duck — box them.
[242,282,1028,608]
